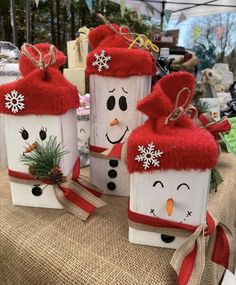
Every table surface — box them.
[0,152,235,285]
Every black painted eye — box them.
[153,180,164,188]
[177,183,190,190]
[119,96,127,111]
[107,96,115,111]
[39,127,47,141]
[19,128,29,140]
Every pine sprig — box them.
[20,136,69,180]
[194,100,210,115]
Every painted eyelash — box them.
[109,88,115,93]
[19,127,26,133]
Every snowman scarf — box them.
[128,207,236,285]
[90,143,127,162]
[8,157,106,221]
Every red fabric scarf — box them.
[128,206,234,285]
[8,158,104,220]
[90,143,125,160]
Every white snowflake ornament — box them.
[92,50,111,72]
[5,89,25,114]
[135,142,163,170]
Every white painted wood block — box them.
[90,74,151,196]
[67,40,88,69]
[0,114,7,168]
[64,68,85,95]
[90,156,129,196]
[129,170,211,249]
[4,109,78,208]
[222,268,236,285]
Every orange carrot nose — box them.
[166,198,174,216]
[24,143,36,153]
[110,118,119,126]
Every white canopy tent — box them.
[112,0,236,28]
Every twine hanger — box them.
[164,87,191,125]
[21,43,57,70]
[97,14,159,53]
[74,26,90,62]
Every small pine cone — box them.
[48,166,64,184]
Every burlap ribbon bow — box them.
[195,112,231,141]
[128,208,236,285]
[170,216,235,285]
[8,157,106,221]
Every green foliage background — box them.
[0,0,151,55]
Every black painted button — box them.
[161,234,175,243]
[109,160,118,168]
[107,182,116,191]
[32,186,42,196]
[108,169,117,178]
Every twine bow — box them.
[164,87,191,125]
[97,14,159,53]
[21,43,57,70]
[128,34,159,52]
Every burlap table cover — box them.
[0,152,235,285]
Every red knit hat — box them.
[19,43,66,76]
[86,24,156,77]
[127,72,218,173]
[0,43,79,115]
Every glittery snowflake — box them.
[5,89,25,114]
[92,50,111,72]
[135,142,163,170]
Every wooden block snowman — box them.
[86,24,156,196]
[127,72,220,249]
[0,44,79,209]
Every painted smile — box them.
[106,126,129,144]
[150,209,192,224]
[180,211,192,224]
